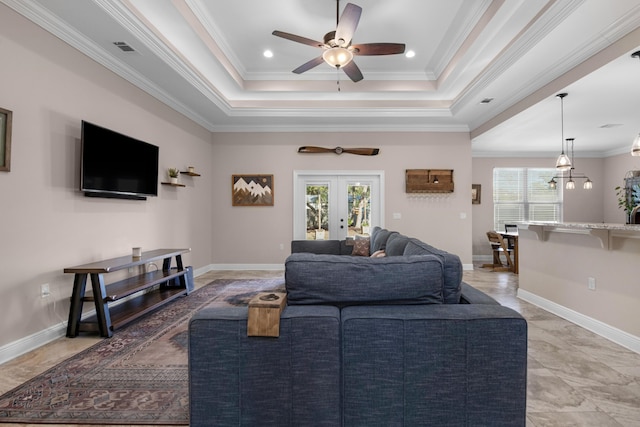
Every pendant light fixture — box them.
[547,137,593,190]
[555,93,572,170]
[631,51,640,156]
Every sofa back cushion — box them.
[290,240,353,255]
[371,229,397,253]
[285,253,444,306]
[385,233,411,256]
[403,239,462,304]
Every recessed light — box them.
[263,50,273,58]
[405,50,415,58]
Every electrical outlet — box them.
[588,277,596,291]
[41,283,50,298]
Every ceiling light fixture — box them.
[405,50,415,58]
[555,93,572,171]
[547,138,593,190]
[631,51,640,156]
[322,46,353,68]
[263,50,273,58]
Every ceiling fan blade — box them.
[292,56,325,74]
[352,43,406,56]
[342,148,380,156]
[272,30,324,48]
[298,146,379,155]
[335,3,362,46]
[342,60,363,82]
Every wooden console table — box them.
[65,248,190,338]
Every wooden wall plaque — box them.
[405,169,454,193]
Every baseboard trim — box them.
[0,267,216,366]
[518,288,640,354]
[0,321,67,365]
[208,263,284,271]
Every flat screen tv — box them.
[80,121,159,200]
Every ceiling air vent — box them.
[480,98,494,104]
[113,41,136,52]
[599,124,623,128]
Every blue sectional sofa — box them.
[189,228,527,426]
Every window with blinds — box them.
[493,168,561,231]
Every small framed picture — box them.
[0,107,12,172]
[232,174,274,206]
[471,184,481,204]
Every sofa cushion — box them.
[371,229,397,253]
[285,252,444,305]
[385,233,411,256]
[291,239,353,255]
[189,306,341,427]
[403,239,462,304]
[369,226,382,252]
[291,240,341,255]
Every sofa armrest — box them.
[459,282,499,304]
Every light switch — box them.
[459,212,467,219]
[393,212,402,219]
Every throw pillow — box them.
[352,238,370,256]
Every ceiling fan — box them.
[298,146,379,156]
[272,1,405,82]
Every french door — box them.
[293,171,384,240]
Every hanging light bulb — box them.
[555,93,572,171]
[631,51,640,156]
[548,178,557,189]
[632,133,640,156]
[583,178,593,189]
[565,177,575,190]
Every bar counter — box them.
[517,222,640,353]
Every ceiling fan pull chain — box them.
[337,69,341,92]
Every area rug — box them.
[0,278,285,425]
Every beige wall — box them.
[519,229,640,341]
[471,156,605,257]
[210,132,474,266]
[0,6,213,349]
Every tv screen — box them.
[80,121,159,200]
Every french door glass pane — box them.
[306,184,329,240]
[347,183,371,237]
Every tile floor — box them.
[0,267,638,426]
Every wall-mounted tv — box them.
[80,121,159,200]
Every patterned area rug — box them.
[0,278,285,425]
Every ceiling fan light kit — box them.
[272,1,405,83]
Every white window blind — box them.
[493,168,561,231]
